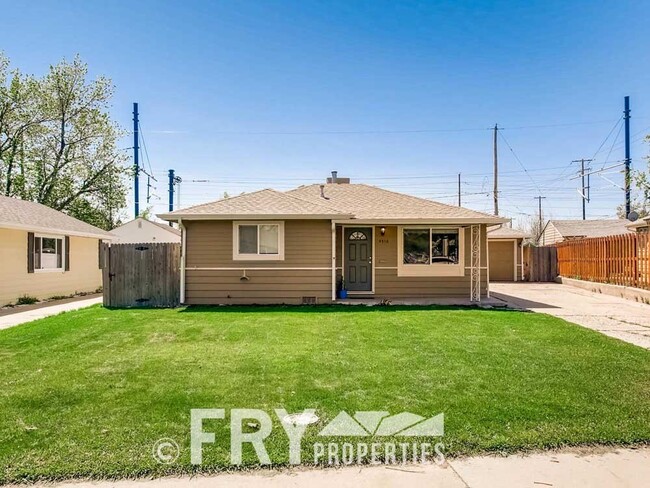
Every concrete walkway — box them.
[490,282,650,348]
[13,447,650,488]
[0,296,102,330]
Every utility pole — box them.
[133,102,140,218]
[534,195,546,240]
[458,173,461,207]
[493,123,499,216]
[167,169,182,225]
[168,169,175,213]
[624,96,631,218]
[573,159,593,220]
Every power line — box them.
[590,117,623,162]
[153,119,621,136]
[138,121,157,180]
[497,131,541,193]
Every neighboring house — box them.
[0,195,113,305]
[487,226,527,282]
[540,219,632,246]
[158,175,506,305]
[626,216,650,233]
[111,217,181,244]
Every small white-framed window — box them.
[34,235,65,271]
[233,221,285,261]
[398,226,464,276]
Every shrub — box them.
[16,295,39,305]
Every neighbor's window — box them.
[402,228,459,265]
[35,236,64,270]
[234,222,284,260]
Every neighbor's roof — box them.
[626,216,650,230]
[0,195,113,239]
[287,184,507,223]
[157,188,351,220]
[150,219,182,235]
[111,217,181,236]
[487,225,528,239]
[549,219,632,238]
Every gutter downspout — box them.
[331,220,336,302]
[179,218,186,305]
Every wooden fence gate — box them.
[101,242,180,307]
[523,246,558,282]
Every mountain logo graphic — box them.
[318,411,444,437]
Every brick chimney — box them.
[326,170,350,184]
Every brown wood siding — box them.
[185,220,332,268]
[186,269,331,304]
[184,220,332,304]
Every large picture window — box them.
[399,227,464,276]
[233,222,284,261]
[35,235,64,270]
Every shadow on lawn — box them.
[178,304,525,314]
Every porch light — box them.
[380,226,386,236]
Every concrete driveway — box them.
[490,282,650,349]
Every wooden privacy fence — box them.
[101,242,181,307]
[556,233,650,290]
[523,245,558,282]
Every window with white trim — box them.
[398,226,464,276]
[35,235,64,270]
[233,222,284,261]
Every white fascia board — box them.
[331,217,509,225]
[0,222,115,240]
[157,213,351,221]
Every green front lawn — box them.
[1,305,650,483]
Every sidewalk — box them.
[12,447,649,488]
[0,296,102,330]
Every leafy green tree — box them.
[0,54,128,229]
[633,135,650,208]
[0,54,42,198]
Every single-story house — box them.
[158,175,507,305]
[0,195,113,305]
[111,217,181,244]
[540,219,632,246]
[487,225,527,282]
[626,216,650,233]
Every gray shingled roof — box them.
[550,219,632,238]
[287,184,506,223]
[158,188,350,220]
[0,195,113,239]
[487,226,528,239]
[160,184,506,223]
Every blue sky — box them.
[3,0,649,225]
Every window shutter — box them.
[65,236,70,271]
[27,232,35,273]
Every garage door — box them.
[489,241,515,281]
